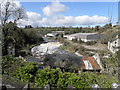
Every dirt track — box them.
[83,43,108,51]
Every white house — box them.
[45,32,59,38]
[108,35,120,54]
[64,33,104,42]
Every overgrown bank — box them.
[2,55,118,88]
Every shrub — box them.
[14,62,38,83]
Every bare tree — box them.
[13,7,26,23]
[1,0,26,26]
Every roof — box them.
[82,57,101,71]
[65,33,98,37]
[47,32,59,36]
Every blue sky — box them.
[19,2,118,27]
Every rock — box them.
[31,42,62,57]
[1,84,15,89]
[44,51,83,70]
[112,83,120,88]
[44,84,50,90]
[22,84,30,90]
[92,84,100,88]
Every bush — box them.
[23,29,44,44]
[14,62,38,83]
[35,68,61,87]
[2,55,23,74]
[35,69,118,88]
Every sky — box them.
[2,0,118,27]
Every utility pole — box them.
[118,1,120,83]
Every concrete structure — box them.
[108,35,120,54]
[64,33,104,42]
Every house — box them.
[108,35,120,54]
[82,56,101,72]
[45,32,59,38]
[64,33,104,42]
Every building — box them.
[64,33,104,42]
[45,32,59,38]
[45,31,64,38]
[82,56,101,72]
[108,35,120,54]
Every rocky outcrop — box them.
[31,42,62,57]
[44,51,83,71]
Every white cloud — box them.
[42,2,67,16]
[74,15,109,25]
[17,2,109,27]
[17,12,42,27]
[39,15,109,26]
[18,12,109,27]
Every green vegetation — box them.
[35,69,117,88]
[2,56,118,88]
[2,22,44,56]
[2,55,24,75]
[100,53,118,78]
[60,39,96,56]
[2,21,119,88]
[14,62,38,83]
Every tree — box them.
[2,22,25,55]
[1,0,26,55]
[116,50,120,83]
[103,23,112,29]
[94,25,100,32]
[1,0,26,26]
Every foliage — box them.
[23,23,113,35]
[35,69,118,88]
[100,31,118,44]
[35,68,61,87]
[23,29,44,44]
[2,22,26,55]
[2,22,44,55]
[2,55,24,74]
[94,25,100,32]
[2,55,118,88]
[14,62,38,83]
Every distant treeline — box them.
[24,23,114,35]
